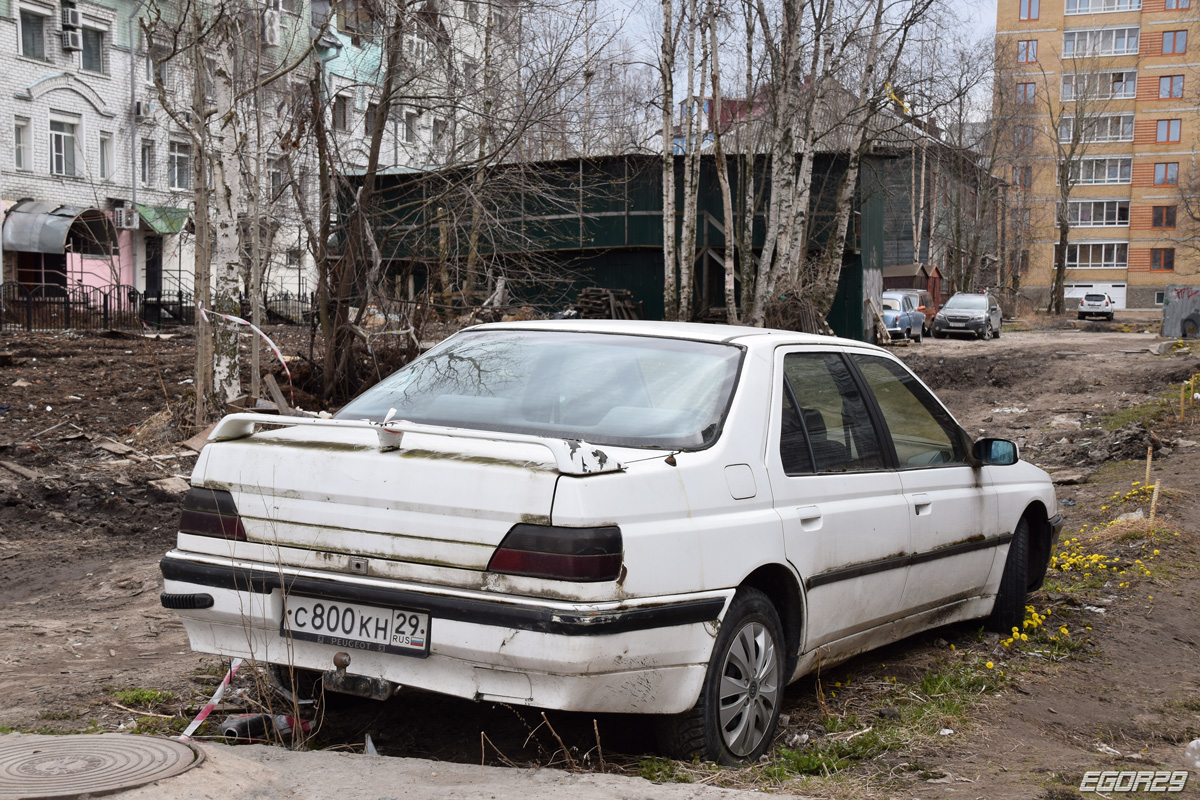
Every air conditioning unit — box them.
[61,7,81,28]
[135,100,155,119]
[262,9,281,45]
[114,207,139,230]
[61,29,82,50]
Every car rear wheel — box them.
[656,588,785,764]
[913,327,922,343]
[986,516,1029,632]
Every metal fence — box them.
[1,282,314,332]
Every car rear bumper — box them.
[160,551,727,714]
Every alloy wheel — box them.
[717,621,781,757]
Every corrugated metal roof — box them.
[1,200,91,254]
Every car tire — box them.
[993,325,1000,339]
[978,323,993,341]
[656,588,785,764]
[913,328,922,343]
[986,516,1029,632]
[1078,313,1086,320]
[1107,314,1114,321]
[933,329,946,339]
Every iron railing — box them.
[1,282,314,332]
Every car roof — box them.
[465,319,878,351]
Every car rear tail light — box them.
[488,524,622,581]
[179,487,246,540]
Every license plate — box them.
[281,595,430,657]
[949,321,965,327]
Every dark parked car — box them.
[932,292,1003,340]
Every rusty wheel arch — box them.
[739,564,804,679]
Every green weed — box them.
[110,688,174,707]
[640,756,694,783]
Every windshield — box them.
[944,294,987,310]
[337,330,744,450]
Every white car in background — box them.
[161,321,1062,763]
[1078,293,1116,321]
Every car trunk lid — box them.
[193,420,573,570]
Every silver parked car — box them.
[931,292,1003,340]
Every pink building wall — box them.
[66,230,135,288]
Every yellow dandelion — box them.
[985,662,994,669]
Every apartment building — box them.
[998,0,1199,309]
[1,0,494,306]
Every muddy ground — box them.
[1,319,1198,799]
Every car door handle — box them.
[911,493,932,516]
[797,505,822,531]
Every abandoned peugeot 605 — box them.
[161,320,1062,763]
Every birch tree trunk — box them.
[660,0,678,320]
[210,41,244,405]
[810,0,886,315]
[190,8,214,426]
[676,0,706,321]
[708,0,738,323]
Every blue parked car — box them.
[880,291,924,342]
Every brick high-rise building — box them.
[997,0,1199,310]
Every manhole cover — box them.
[0,734,204,799]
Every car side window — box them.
[850,354,966,468]
[779,384,814,474]
[781,353,886,473]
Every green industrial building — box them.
[367,153,890,341]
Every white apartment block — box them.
[1,0,498,313]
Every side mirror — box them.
[974,438,1018,466]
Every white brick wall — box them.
[2,0,497,298]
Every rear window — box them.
[1084,294,1106,301]
[337,330,744,450]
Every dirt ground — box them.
[2,318,1199,799]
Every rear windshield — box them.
[1084,294,1106,301]
[337,330,744,450]
[944,294,987,310]
[880,298,901,311]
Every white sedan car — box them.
[161,321,1062,763]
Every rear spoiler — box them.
[207,413,625,476]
